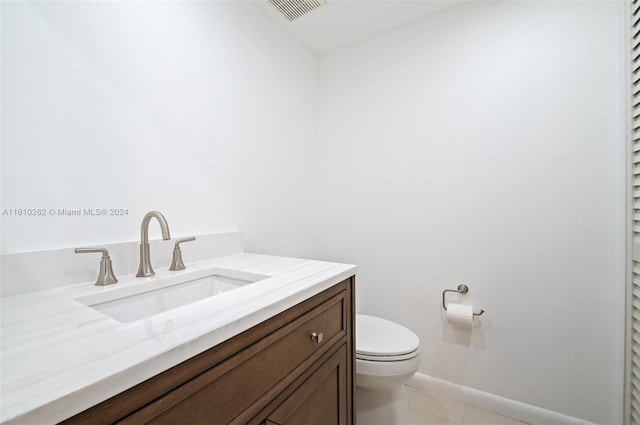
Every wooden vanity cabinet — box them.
[61,277,355,425]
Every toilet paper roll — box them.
[446,303,474,328]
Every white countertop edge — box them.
[1,255,356,424]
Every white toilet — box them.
[356,314,421,425]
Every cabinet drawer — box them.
[122,290,347,424]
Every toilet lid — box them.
[356,314,420,360]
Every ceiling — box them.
[252,0,467,55]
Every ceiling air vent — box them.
[269,0,327,22]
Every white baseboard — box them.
[407,372,596,425]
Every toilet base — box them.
[356,385,410,425]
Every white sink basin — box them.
[75,268,269,323]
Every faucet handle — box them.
[169,237,196,271]
[75,247,118,286]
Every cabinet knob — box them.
[310,331,324,344]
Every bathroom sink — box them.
[75,268,269,323]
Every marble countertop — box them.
[0,253,356,424]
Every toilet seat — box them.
[356,314,420,362]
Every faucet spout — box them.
[136,211,171,277]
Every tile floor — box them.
[406,385,529,425]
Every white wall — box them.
[314,1,625,423]
[0,1,317,257]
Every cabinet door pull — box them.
[310,331,324,344]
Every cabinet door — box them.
[266,345,347,425]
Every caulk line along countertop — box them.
[0,253,356,424]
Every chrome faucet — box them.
[169,236,196,271]
[75,247,118,286]
[136,211,171,277]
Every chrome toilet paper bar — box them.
[442,284,485,317]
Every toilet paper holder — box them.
[442,284,485,317]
